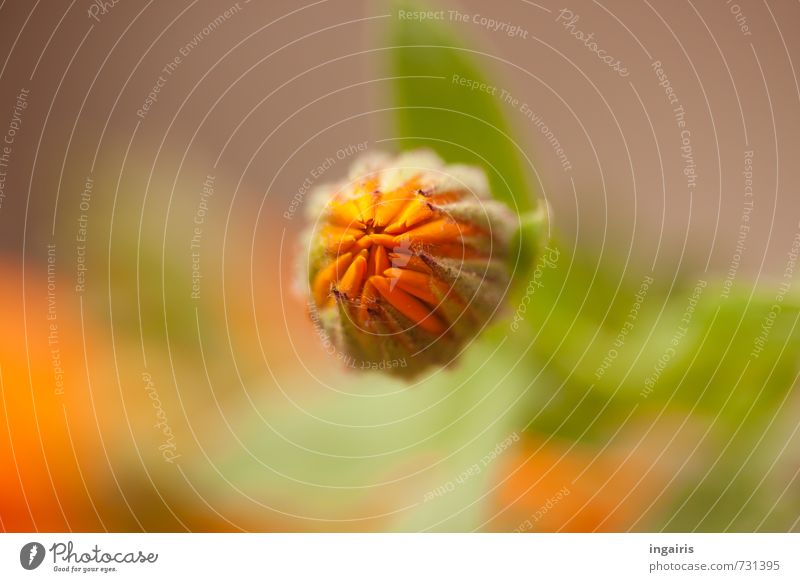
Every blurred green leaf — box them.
[388,0,535,214]
[211,334,534,531]
[517,243,800,444]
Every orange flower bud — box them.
[302,150,517,378]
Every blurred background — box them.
[1,0,799,532]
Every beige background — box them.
[0,0,797,281]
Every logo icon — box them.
[20,542,45,570]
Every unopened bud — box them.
[302,150,518,378]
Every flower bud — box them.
[302,150,518,378]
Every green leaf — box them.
[388,0,536,214]
[207,334,534,531]
[505,206,550,301]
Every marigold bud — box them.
[302,150,518,378]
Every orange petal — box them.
[383,199,435,234]
[355,235,374,251]
[429,190,463,204]
[312,252,354,305]
[372,188,412,227]
[338,251,368,299]
[431,242,486,259]
[326,236,356,254]
[321,224,362,237]
[366,233,396,248]
[370,276,444,334]
[328,198,366,229]
[388,253,432,273]
[321,225,362,254]
[352,179,379,223]
[358,278,379,327]
[383,268,440,305]
[383,266,433,291]
[396,219,466,245]
[355,194,376,223]
[368,244,390,277]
